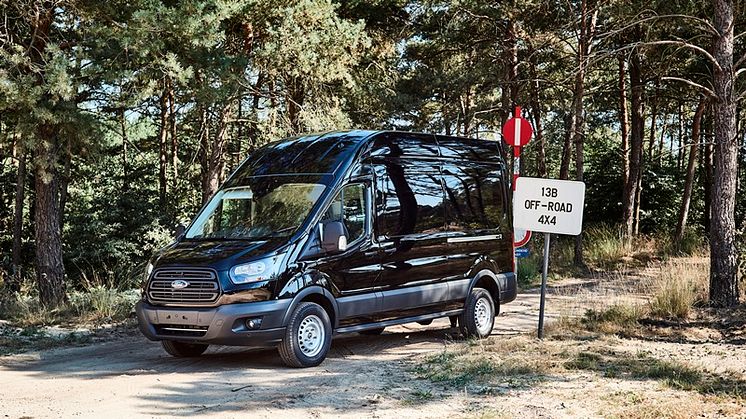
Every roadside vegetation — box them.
[413,239,746,417]
[0,275,140,355]
[517,224,707,289]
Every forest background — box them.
[0,0,744,311]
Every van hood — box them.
[153,238,288,271]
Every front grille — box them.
[147,268,220,305]
[155,324,208,337]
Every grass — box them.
[412,336,558,391]
[411,332,744,415]
[565,348,746,398]
[581,304,648,334]
[648,259,709,319]
[0,279,139,327]
[549,224,708,273]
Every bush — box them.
[0,278,139,326]
[68,286,139,322]
[517,254,541,288]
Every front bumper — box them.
[136,298,291,347]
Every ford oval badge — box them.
[171,280,190,289]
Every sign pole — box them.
[537,232,550,339]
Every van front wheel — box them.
[278,302,332,368]
[459,288,495,338]
[161,340,209,357]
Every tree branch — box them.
[596,13,719,41]
[661,77,718,99]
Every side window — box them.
[442,164,505,232]
[322,183,367,244]
[374,161,445,238]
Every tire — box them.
[359,327,385,335]
[161,340,209,357]
[459,287,495,338]
[278,302,332,368]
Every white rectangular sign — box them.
[513,177,586,236]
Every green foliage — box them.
[517,254,542,289]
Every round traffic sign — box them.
[502,116,533,147]
[514,229,532,248]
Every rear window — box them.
[442,163,507,232]
[437,136,501,161]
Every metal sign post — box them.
[537,233,550,339]
[502,106,534,271]
[513,177,586,339]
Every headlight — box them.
[230,256,280,284]
[141,262,154,296]
[143,262,154,283]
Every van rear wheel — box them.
[459,288,495,338]
[161,340,209,357]
[278,302,332,368]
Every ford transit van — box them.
[136,130,516,367]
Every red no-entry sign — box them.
[502,106,533,147]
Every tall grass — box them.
[582,225,632,268]
[551,224,708,271]
[0,275,140,326]
[649,259,709,319]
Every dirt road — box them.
[0,289,555,418]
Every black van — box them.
[136,130,516,367]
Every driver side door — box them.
[314,182,384,325]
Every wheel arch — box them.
[281,285,339,328]
[468,269,501,314]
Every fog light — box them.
[245,317,262,330]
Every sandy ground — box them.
[1,267,744,418]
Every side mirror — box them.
[321,221,347,253]
[175,223,186,240]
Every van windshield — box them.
[185,180,326,240]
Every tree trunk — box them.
[571,0,597,267]
[623,51,645,237]
[120,108,128,193]
[501,21,518,126]
[529,51,547,177]
[709,0,739,307]
[198,105,211,205]
[703,123,713,231]
[203,104,232,203]
[168,80,178,191]
[648,79,659,161]
[286,77,305,133]
[658,112,668,164]
[58,140,71,229]
[559,113,573,180]
[678,101,685,170]
[158,87,169,209]
[674,98,706,247]
[11,141,25,292]
[619,56,630,188]
[34,124,66,307]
